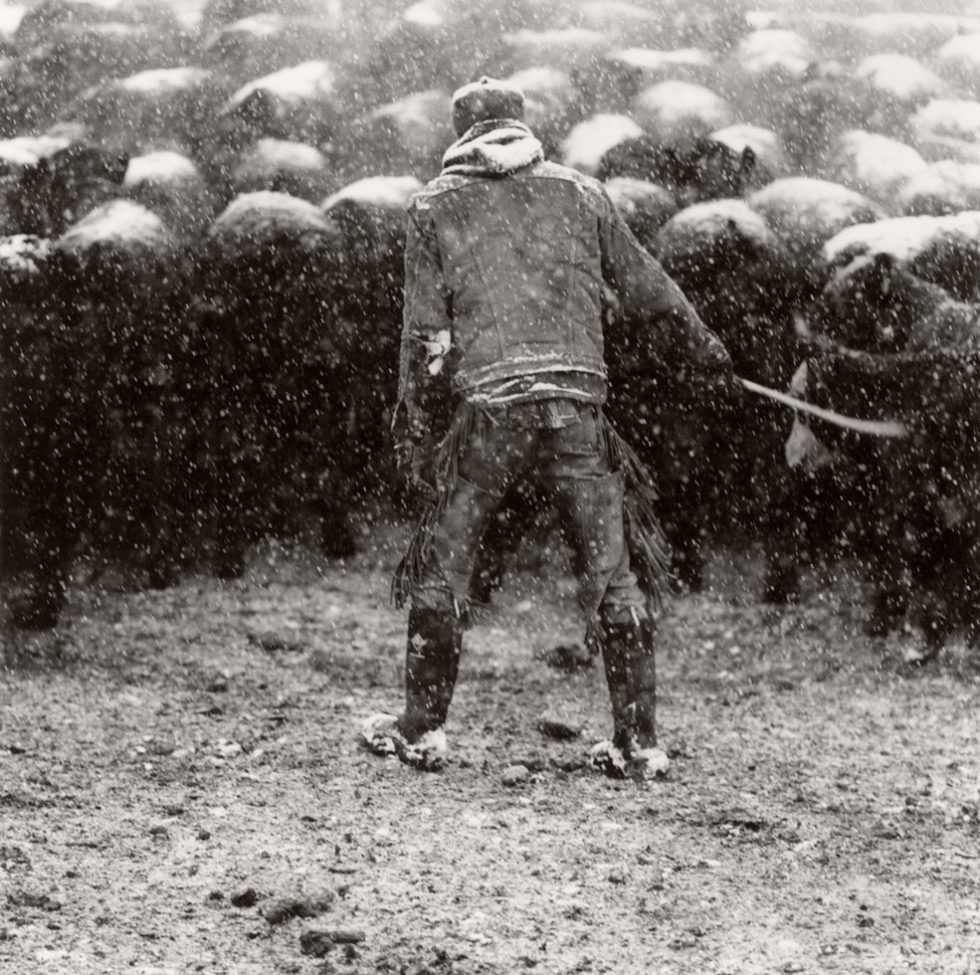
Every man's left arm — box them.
[393,203,454,491]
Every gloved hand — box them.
[672,316,735,395]
[697,344,736,395]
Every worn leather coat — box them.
[396,156,731,444]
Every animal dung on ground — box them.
[539,644,593,671]
[299,928,366,956]
[261,893,336,925]
[537,717,583,740]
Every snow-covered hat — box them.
[451,77,526,135]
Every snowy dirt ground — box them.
[2,538,979,975]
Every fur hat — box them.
[451,77,526,136]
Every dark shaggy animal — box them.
[790,348,980,655]
[597,135,757,205]
[810,252,980,353]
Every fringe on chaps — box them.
[391,403,673,620]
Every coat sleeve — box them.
[393,201,454,444]
[598,190,732,383]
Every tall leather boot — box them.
[400,607,463,739]
[592,613,670,780]
[361,606,461,771]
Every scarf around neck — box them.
[441,119,545,177]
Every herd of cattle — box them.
[1,0,980,655]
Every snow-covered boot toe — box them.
[359,713,448,771]
[590,739,669,781]
[399,727,448,771]
[589,739,629,779]
[360,712,403,757]
[628,745,670,780]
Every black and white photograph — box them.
[1,0,979,971]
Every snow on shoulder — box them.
[822,214,950,266]
[736,29,813,77]
[506,66,575,101]
[503,27,610,71]
[606,46,715,85]
[209,191,339,250]
[604,177,677,249]
[0,135,70,171]
[632,81,733,142]
[368,89,449,132]
[578,0,659,36]
[0,4,25,43]
[400,0,446,28]
[0,235,52,281]
[612,47,713,71]
[711,123,788,177]
[505,66,576,136]
[749,177,885,245]
[822,210,980,300]
[235,138,328,175]
[935,31,980,89]
[205,12,284,47]
[124,151,201,188]
[229,60,337,108]
[560,114,643,176]
[656,199,774,260]
[321,176,422,213]
[851,13,980,57]
[57,200,176,256]
[913,98,980,149]
[854,54,944,105]
[834,130,927,203]
[118,66,211,96]
[899,161,980,215]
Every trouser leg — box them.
[402,417,536,734]
[544,421,656,752]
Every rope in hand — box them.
[736,377,908,439]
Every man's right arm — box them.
[598,191,732,387]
